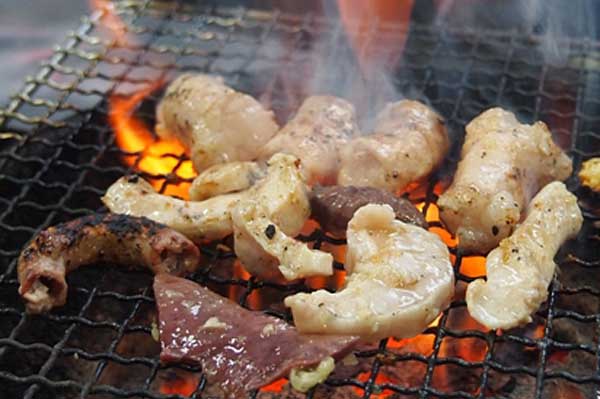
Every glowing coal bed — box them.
[0,2,599,398]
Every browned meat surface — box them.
[154,274,358,398]
[18,214,200,314]
[310,185,427,236]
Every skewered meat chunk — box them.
[310,185,427,236]
[18,214,200,313]
[154,274,358,398]
[156,74,279,172]
[232,153,333,280]
[103,175,242,242]
[466,182,583,330]
[438,108,573,254]
[189,161,264,201]
[338,100,449,192]
[260,96,360,184]
[285,204,454,341]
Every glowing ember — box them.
[108,84,196,198]
[260,378,288,393]
[159,374,199,397]
[354,370,395,398]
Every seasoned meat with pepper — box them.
[338,100,449,192]
[310,185,427,236]
[438,108,573,254]
[260,96,360,184]
[285,204,454,341]
[18,214,200,313]
[155,274,358,399]
[231,154,333,281]
[103,175,243,242]
[466,182,583,330]
[156,74,279,172]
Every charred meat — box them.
[310,185,427,236]
[18,214,200,313]
[154,274,358,398]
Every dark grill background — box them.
[0,1,599,398]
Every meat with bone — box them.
[285,204,454,341]
[18,214,200,314]
[437,108,573,254]
[310,184,427,236]
[260,95,360,184]
[103,175,242,242]
[154,274,358,398]
[466,182,583,330]
[156,74,279,172]
[338,100,449,192]
[232,153,333,280]
[189,161,264,201]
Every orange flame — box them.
[89,0,129,45]
[108,84,196,198]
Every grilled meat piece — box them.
[233,200,333,281]
[156,74,279,172]
[189,161,264,201]
[18,214,200,313]
[338,100,449,192]
[154,274,358,398]
[231,154,333,281]
[466,182,583,330]
[310,185,427,236]
[578,157,600,192]
[285,204,454,341]
[438,108,573,254]
[103,175,243,242]
[260,95,360,184]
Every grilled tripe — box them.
[156,74,279,172]
[189,161,264,201]
[18,214,200,313]
[232,153,333,280]
[466,182,583,330]
[338,100,449,192]
[438,108,572,254]
[285,204,454,341]
[260,96,360,184]
[103,175,242,242]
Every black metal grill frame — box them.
[1,1,599,398]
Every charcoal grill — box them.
[1,1,600,398]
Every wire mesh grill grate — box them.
[0,1,599,398]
